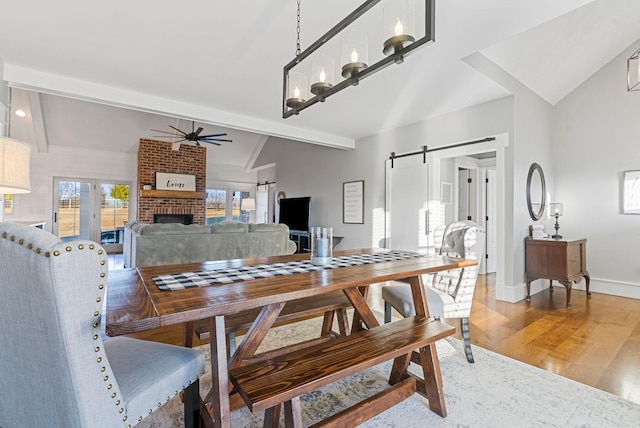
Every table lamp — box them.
[549,202,563,239]
[241,198,256,223]
[0,137,32,222]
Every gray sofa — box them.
[124,221,297,268]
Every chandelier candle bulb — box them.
[382,17,415,56]
[286,71,308,110]
[310,54,335,96]
[341,51,368,78]
[383,2,416,56]
[340,30,368,78]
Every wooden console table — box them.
[525,238,590,308]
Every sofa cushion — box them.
[249,223,289,233]
[139,223,211,235]
[211,222,249,234]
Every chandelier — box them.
[283,0,435,118]
[628,48,640,91]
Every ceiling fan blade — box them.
[152,134,184,138]
[168,125,188,135]
[199,133,228,138]
[194,127,204,136]
[203,137,233,142]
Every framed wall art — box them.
[623,170,640,214]
[343,180,364,224]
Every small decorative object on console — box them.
[549,202,564,239]
[530,224,546,239]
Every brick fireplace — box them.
[137,139,207,224]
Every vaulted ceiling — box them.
[2,0,640,165]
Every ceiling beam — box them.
[5,64,356,151]
[26,90,48,153]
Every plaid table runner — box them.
[152,251,423,291]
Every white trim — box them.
[496,277,640,304]
[6,65,355,150]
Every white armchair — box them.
[382,220,485,363]
[0,223,205,427]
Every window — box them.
[206,189,227,225]
[207,187,253,224]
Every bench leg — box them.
[335,308,350,336]
[321,311,335,336]
[460,317,474,363]
[263,404,281,428]
[418,343,447,417]
[284,397,303,428]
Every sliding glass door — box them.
[206,186,254,224]
[53,178,131,253]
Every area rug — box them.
[138,317,640,427]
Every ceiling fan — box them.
[151,121,232,147]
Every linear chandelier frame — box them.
[282,0,435,118]
[628,48,640,92]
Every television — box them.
[278,196,311,233]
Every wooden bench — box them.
[184,290,354,351]
[229,316,455,427]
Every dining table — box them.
[105,248,477,428]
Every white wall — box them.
[553,41,640,298]
[505,79,556,302]
[256,97,520,300]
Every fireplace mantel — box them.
[141,189,207,199]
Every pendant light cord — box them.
[296,0,302,56]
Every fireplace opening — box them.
[153,214,194,225]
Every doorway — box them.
[53,178,132,253]
[385,155,437,253]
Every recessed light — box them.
[15,109,26,117]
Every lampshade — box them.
[0,137,31,194]
[549,202,564,216]
[241,198,256,211]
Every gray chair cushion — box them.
[105,337,205,422]
[381,284,453,318]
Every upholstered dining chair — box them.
[0,222,205,428]
[382,220,485,363]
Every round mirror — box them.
[526,163,546,221]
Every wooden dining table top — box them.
[106,248,477,337]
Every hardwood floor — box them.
[107,254,640,406]
[468,274,640,405]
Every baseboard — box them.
[573,278,640,300]
[496,277,640,303]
